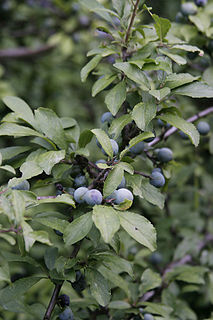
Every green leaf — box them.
[0,263,10,283]
[0,123,44,139]
[0,146,31,161]
[108,300,131,309]
[86,268,110,306]
[149,87,171,101]
[159,49,187,65]
[92,205,120,243]
[113,62,150,90]
[37,194,75,207]
[141,179,165,209]
[158,113,200,146]
[140,268,162,295]
[81,55,102,82]
[87,47,117,57]
[37,150,65,174]
[108,114,132,140]
[92,251,133,277]
[0,165,16,174]
[171,44,203,56]
[91,128,113,158]
[78,129,94,148]
[3,96,36,128]
[117,211,156,251]
[103,166,124,197]
[117,162,134,175]
[11,190,25,224]
[105,81,126,116]
[142,302,173,317]
[120,132,154,159]
[34,108,67,150]
[79,0,113,23]
[98,265,130,296]
[132,102,156,131]
[126,175,144,198]
[165,266,208,285]
[44,247,58,271]
[112,0,124,15]
[173,82,213,98]
[34,216,69,234]
[0,277,42,306]
[92,75,116,97]
[64,212,93,245]
[165,73,199,89]
[20,161,43,179]
[152,14,171,42]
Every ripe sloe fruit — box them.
[150,172,165,188]
[152,168,162,173]
[115,188,133,204]
[74,187,88,203]
[149,252,162,265]
[157,148,173,163]
[181,2,198,16]
[58,307,74,320]
[71,271,86,293]
[84,189,103,206]
[197,121,210,135]
[144,313,154,320]
[74,175,87,188]
[101,112,113,124]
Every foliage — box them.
[0,1,213,320]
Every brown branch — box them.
[124,0,140,44]
[134,171,150,178]
[148,106,213,147]
[43,243,81,320]
[0,45,55,60]
[122,0,140,61]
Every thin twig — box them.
[0,227,20,234]
[122,0,140,61]
[0,45,55,60]
[43,243,81,320]
[134,171,150,178]
[148,106,213,147]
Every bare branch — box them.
[0,45,55,60]
[148,106,213,147]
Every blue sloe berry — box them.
[58,307,74,320]
[84,189,103,206]
[144,313,154,320]
[152,168,162,173]
[197,121,210,135]
[157,148,173,163]
[74,187,88,203]
[149,252,163,265]
[115,188,133,204]
[101,112,114,124]
[74,175,87,188]
[150,172,165,188]
[181,2,198,16]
